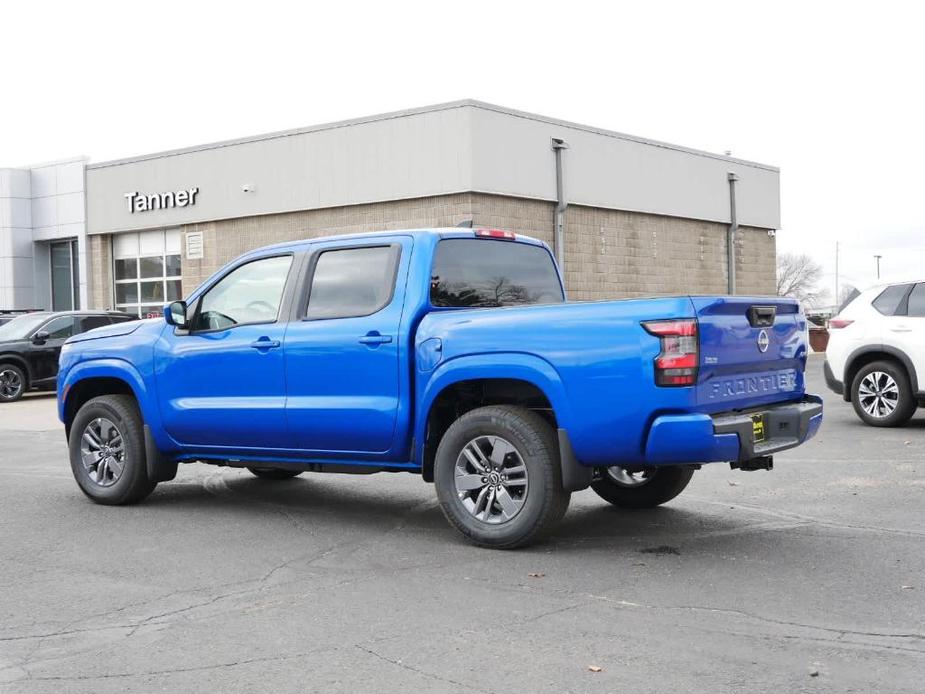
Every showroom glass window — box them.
[50,239,80,311]
[113,229,182,318]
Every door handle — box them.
[250,338,281,350]
[359,332,393,346]
[890,325,912,332]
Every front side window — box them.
[40,316,76,340]
[430,239,564,308]
[305,246,399,320]
[906,283,925,317]
[194,255,293,331]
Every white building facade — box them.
[0,157,88,311]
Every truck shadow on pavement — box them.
[137,469,775,555]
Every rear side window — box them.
[872,284,912,316]
[430,239,564,308]
[306,246,399,320]
[79,316,111,332]
[907,283,925,317]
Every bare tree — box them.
[777,252,824,306]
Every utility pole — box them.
[874,254,882,280]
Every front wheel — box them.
[434,405,570,549]
[69,395,157,505]
[591,465,694,509]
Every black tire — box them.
[0,363,26,403]
[851,360,917,427]
[434,405,570,549]
[69,395,157,505]
[591,465,694,509]
[247,467,303,480]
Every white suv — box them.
[825,281,925,426]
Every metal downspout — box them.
[551,138,569,273]
[727,172,739,294]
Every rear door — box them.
[693,297,806,412]
[886,283,925,382]
[284,236,411,456]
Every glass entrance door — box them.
[50,239,80,311]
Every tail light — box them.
[642,319,699,387]
[475,229,516,240]
[828,318,854,329]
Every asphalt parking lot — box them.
[0,356,922,693]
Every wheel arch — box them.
[415,354,575,484]
[0,353,32,387]
[844,346,918,402]
[60,360,161,440]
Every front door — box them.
[284,238,409,455]
[27,315,76,386]
[154,254,296,449]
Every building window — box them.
[113,229,182,318]
[50,239,80,311]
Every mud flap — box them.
[144,425,178,482]
[558,428,592,492]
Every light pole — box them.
[874,254,882,280]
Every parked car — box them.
[825,280,925,426]
[0,311,136,403]
[57,229,823,548]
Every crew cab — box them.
[58,229,823,548]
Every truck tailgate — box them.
[693,296,807,412]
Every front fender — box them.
[59,358,170,452]
[413,352,572,465]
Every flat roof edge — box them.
[87,99,778,173]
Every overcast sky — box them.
[4,1,923,301]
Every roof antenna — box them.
[455,219,474,228]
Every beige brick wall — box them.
[87,192,776,308]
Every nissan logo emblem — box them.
[757,329,770,353]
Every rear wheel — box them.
[591,465,694,509]
[69,395,157,505]
[851,361,916,427]
[434,405,569,549]
[247,467,302,480]
[0,364,26,403]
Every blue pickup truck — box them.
[58,228,822,548]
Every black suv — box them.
[0,311,136,403]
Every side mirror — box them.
[31,331,49,345]
[165,301,189,329]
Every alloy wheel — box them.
[606,466,657,488]
[454,435,529,524]
[858,371,899,418]
[80,417,127,487]
[0,369,23,400]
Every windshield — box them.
[0,314,51,341]
[430,239,564,308]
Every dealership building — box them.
[3,101,780,316]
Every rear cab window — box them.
[430,239,564,308]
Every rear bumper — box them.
[823,360,844,395]
[644,395,824,465]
